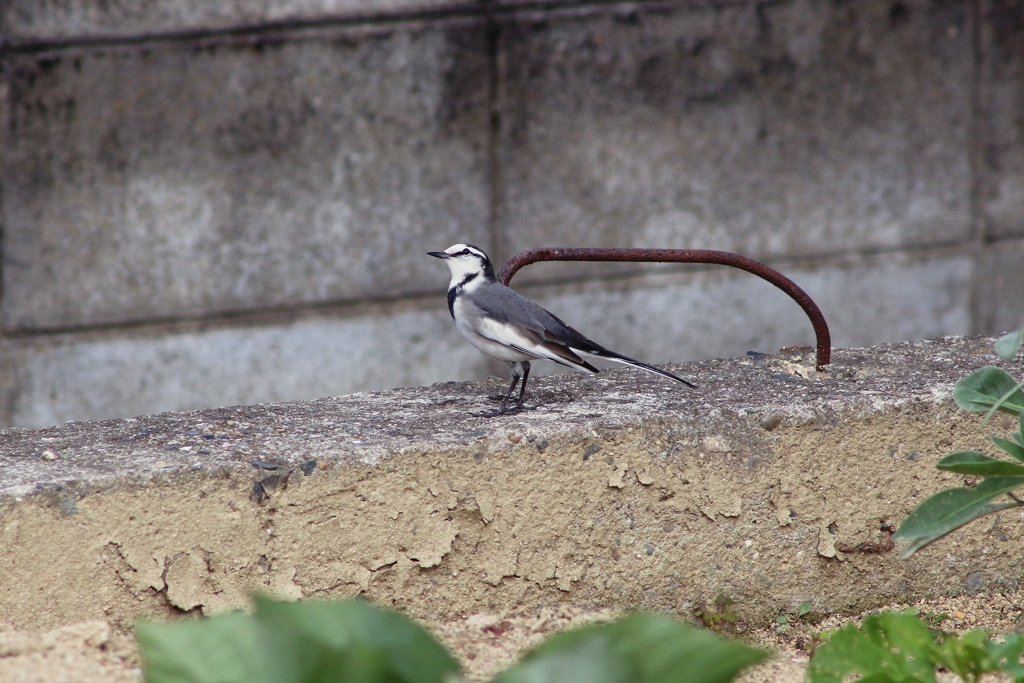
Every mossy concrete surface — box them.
[1,336,1022,635]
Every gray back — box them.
[465,281,599,351]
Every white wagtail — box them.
[429,244,695,415]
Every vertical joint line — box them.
[968,0,988,334]
[483,6,508,379]
[484,4,503,266]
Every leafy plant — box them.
[807,610,1024,683]
[695,595,739,632]
[138,596,462,683]
[491,613,766,683]
[138,597,767,683]
[995,325,1024,361]
[920,612,950,630]
[775,602,811,634]
[894,326,1024,558]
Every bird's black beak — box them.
[427,251,449,259]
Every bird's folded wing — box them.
[477,318,595,370]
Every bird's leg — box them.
[498,362,523,414]
[473,362,534,418]
[517,362,531,408]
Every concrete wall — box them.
[1,0,1023,428]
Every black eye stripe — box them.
[448,247,484,259]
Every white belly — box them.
[453,300,534,363]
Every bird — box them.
[428,243,695,415]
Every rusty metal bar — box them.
[497,247,831,371]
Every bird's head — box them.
[428,244,496,286]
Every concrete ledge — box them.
[1,336,1023,634]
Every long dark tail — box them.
[591,350,696,388]
[547,314,696,388]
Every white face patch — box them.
[439,244,491,289]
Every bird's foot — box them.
[470,409,505,418]
[471,403,534,418]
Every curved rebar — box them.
[497,247,831,371]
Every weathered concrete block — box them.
[2,20,489,330]
[980,0,1024,239]
[495,0,973,281]
[1,337,1022,634]
[522,253,972,376]
[0,0,473,43]
[2,304,489,429]
[976,238,1024,335]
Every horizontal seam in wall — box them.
[0,0,750,54]
[0,289,448,340]
[0,239,984,341]
[984,229,1024,243]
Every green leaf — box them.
[993,436,1024,462]
[984,632,1024,679]
[936,451,1024,476]
[492,613,767,683]
[139,598,460,683]
[934,629,1024,683]
[808,616,1024,683]
[492,629,632,683]
[935,629,996,683]
[988,379,1024,423]
[954,367,1024,416]
[893,476,1024,558]
[798,603,812,618]
[138,613,288,683]
[252,597,459,683]
[995,327,1024,360]
[807,612,937,683]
